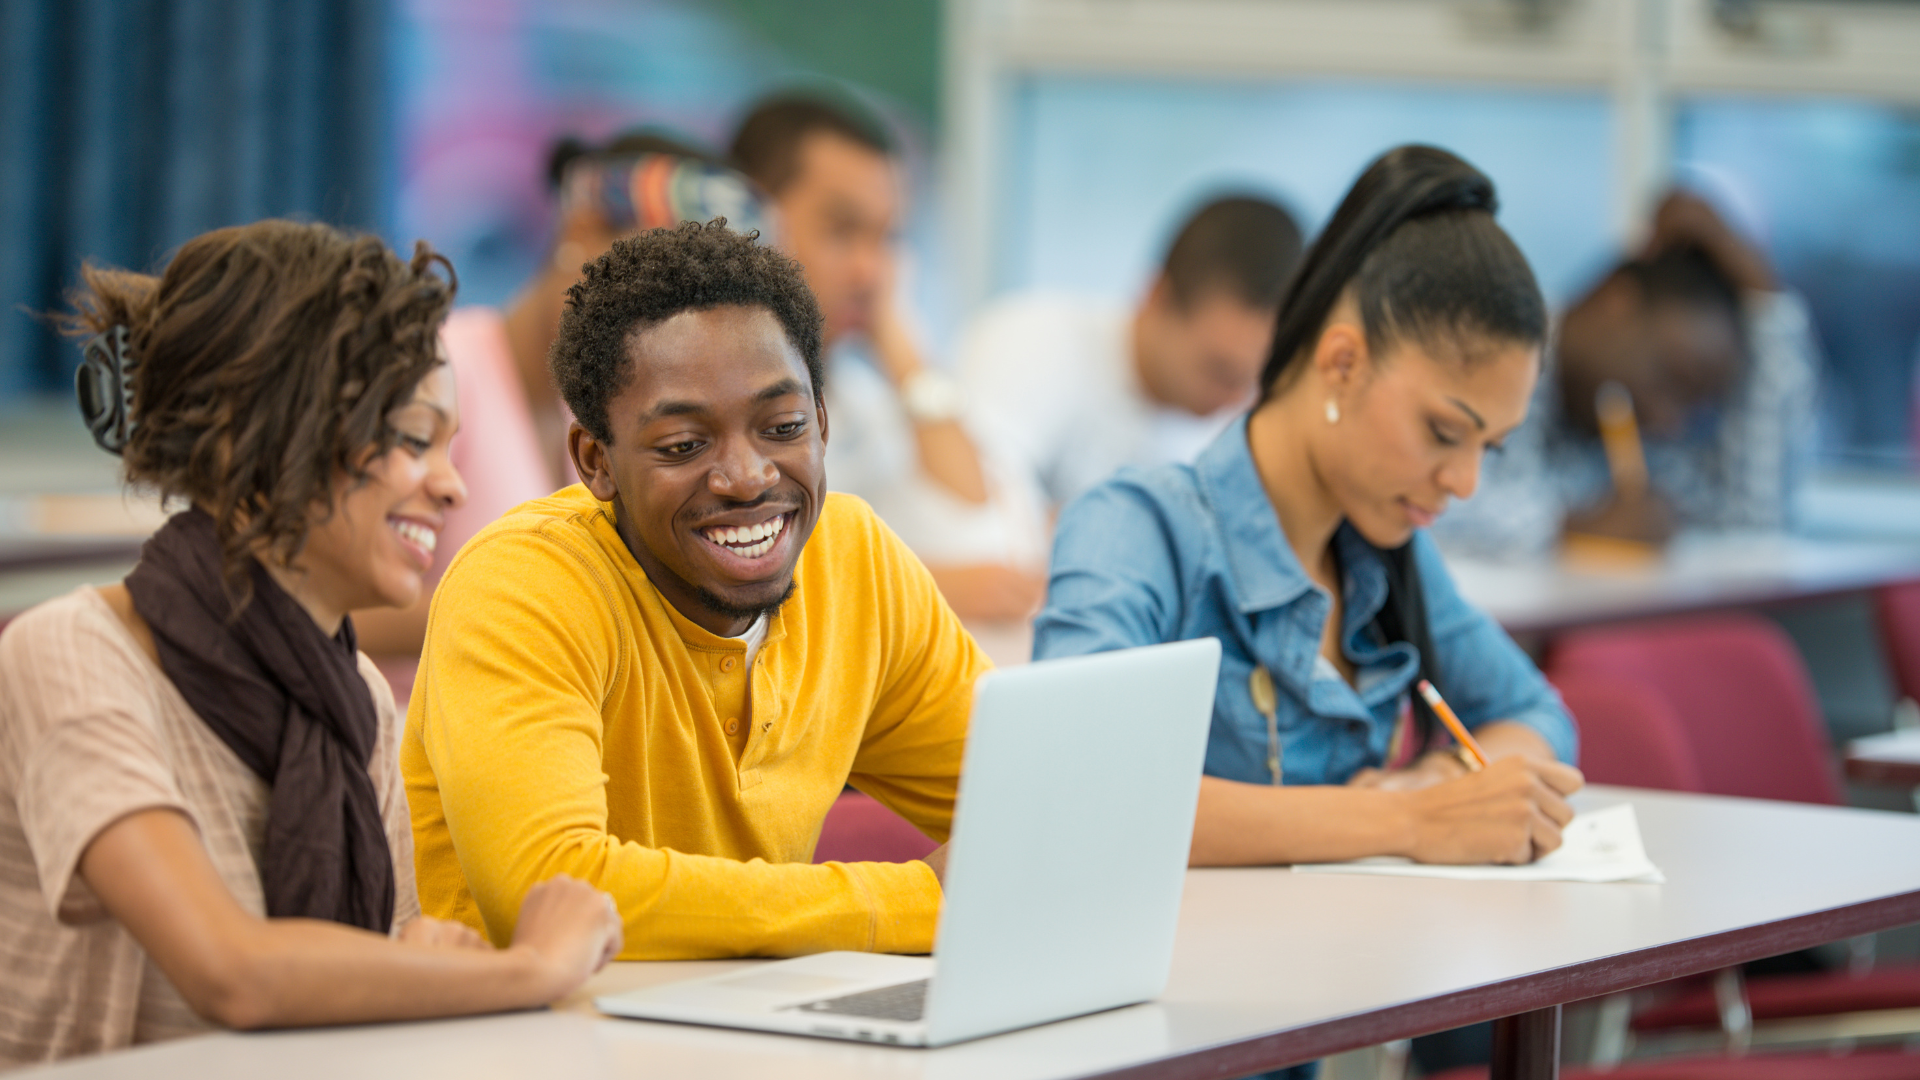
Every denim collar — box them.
[1194,415,1391,640]
[1195,415,1318,615]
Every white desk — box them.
[28,787,1920,1080]
[1446,473,1920,635]
[1449,531,1920,636]
[0,493,159,618]
[1793,472,1920,545]
[1847,728,1920,789]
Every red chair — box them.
[1550,670,1704,792]
[1634,967,1920,1031]
[1423,1046,1920,1080]
[1546,614,1920,1060]
[1547,614,1841,805]
[1875,581,1920,708]
[812,790,939,864]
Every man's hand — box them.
[867,296,925,390]
[863,292,993,503]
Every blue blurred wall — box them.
[0,0,392,398]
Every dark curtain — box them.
[0,0,391,397]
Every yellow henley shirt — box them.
[401,486,988,959]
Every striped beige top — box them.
[0,587,419,1071]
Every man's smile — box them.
[694,510,795,567]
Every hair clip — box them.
[562,152,773,239]
[76,324,136,455]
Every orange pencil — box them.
[1595,380,1649,501]
[1417,679,1488,771]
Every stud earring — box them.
[1325,399,1341,424]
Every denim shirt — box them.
[1033,416,1577,786]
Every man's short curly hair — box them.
[551,219,824,444]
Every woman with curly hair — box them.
[0,220,623,1069]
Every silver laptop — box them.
[596,637,1221,1047]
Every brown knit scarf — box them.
[125,509,394,932]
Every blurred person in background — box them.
[1433,189,1820,557]
[730,93,1049,622]
[959,195,1304,515]
[355,130,769,703]
[0,221,622,1069]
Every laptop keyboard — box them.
[791,978,928,1022]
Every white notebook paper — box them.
[1291,803,1664,884]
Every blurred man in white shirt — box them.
[731,93,1048,621]
[959,196,1304,513]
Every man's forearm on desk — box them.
[471,840,946,960]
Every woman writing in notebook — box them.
[1034,146,1583,867]
[0,221,622,1069]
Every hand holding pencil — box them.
[1417,679,1488,771]
[1398,679,1586,864]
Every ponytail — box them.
[1260,145,1545,752]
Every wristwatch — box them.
[900,368,966,425]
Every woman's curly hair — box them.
[551,218,823,444]
[55,219,456,599]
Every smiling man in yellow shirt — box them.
[401,219,988,960]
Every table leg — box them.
[1490,1004,1561,1080]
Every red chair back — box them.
[1549,670,1705,791]
[1875,580,1920,705]
[1547,614,1841,805]
[812,791,940,864]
